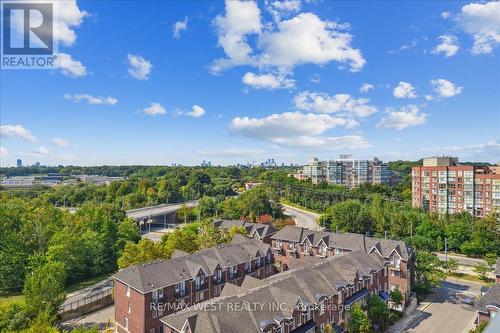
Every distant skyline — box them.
[1,0,499,167]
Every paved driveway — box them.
[398,279,485,333]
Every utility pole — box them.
[445,237,448,264]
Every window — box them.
[266,252,271,263]
[245,262,251,272]
[124,317,128,329]
[128,302,131,314]
[230,265,238,278]
[195,274,205,290]
[159,326,164,333]
[335,248,342,255]
[303,242,308,252]
[126,285,130,297]
[213,269,222,282]
[149,329,156,333]
[175,281,185,296]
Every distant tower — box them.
[16,159,22,167]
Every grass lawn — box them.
[279,198,323,214]
[449,272,495,286]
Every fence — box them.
[59,288,113,313]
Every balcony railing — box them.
[174,289,186,298]
[213,275,225,285]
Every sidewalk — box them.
[386,300,431,333]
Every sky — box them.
[0,0,499,167]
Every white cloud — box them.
[441,11,451,19]
[0,146,8,158]
[430,79,463,97]
[127,54,153,80]
[173,16,188,39]
[432,35,460,57]
[459,1,500,54]
[212,1,365,73]
[229,111,358,142]
[0,124,36,142]
[377,105,428,130]
[142,103,166,116]
[393,81,417,99]
[271,135,372,149]
[51,138,71,147]
[425,95,434,101]
[185,105,206,118]
[55,53,87,77]
[310,74,321,84]
[359,83,374,93]
[64,93,118,105]
[294,91,377,117]
[266,0,301,22]
[32,146,49,156]
[212,0,262,71]
[197,147,265,157]
[258,13,365,72]
[421,140,500,161]
[242,72,295,89]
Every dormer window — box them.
[245,261,252,273]
[303,242,308,252]
[230,265,238,279]
[195,274,205,290]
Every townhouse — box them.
[474,259,500,326]
[113,235,275,333]
[213,219,277,245]
[160,250,389,333]
[271,226,414,307]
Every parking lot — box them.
[396,278,486,333]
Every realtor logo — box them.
[1,1,56,69]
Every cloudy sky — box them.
[1,0,499,166]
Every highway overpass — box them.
[125,201,197,232]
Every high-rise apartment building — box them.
[412,157,500,217]
[294,155,393,188]
[16,159,22,167]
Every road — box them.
[390,278,485,333]
[281,204,323,231]
[436,253,485,267]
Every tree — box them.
[346,303,370,333]
[473,263,491,282]
[20,310,59,333]
[367,295,389,331]
[413,250,446,299]
[197,220,223,248]
[484,253,497,267]
[442,258,459,276]
[321,200,372,234]
[163,226,200,257]
[197,196,217,218]
[117,239,167,269]
[23,261,67,317]
[389,288,404,311]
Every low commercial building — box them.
[160,250,389,333]
[412,157,500,217]
[113,236,275,333]
[270,226,415,307]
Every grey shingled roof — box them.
[213,219,277,240]
[113,236,270,293]
[272,226,412,260]
[475,283,500,312]
[160,250,385,333]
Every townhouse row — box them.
[160,249,391,333]
[114,235,275,333]
[270,226,415,306]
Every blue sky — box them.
[1,0,499,166]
